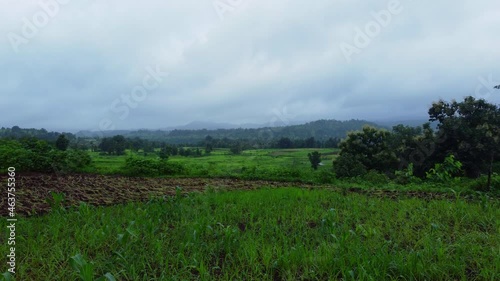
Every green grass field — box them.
[3,148,499,280]
[5,187,499,280]
[89,148,339,182]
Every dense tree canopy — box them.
[337,126,398,173]
[428,96,500,178]
[56,134,70,151]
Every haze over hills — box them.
[3,118,434,144]
[160,120,306,131]
[75,118,431,139]
[73,119,386,143]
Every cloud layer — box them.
[1,0,499,131]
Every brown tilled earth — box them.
[1,174,462,216]
[1,174,312,216]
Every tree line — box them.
[332,96,499,190]
[95,135,341,157]
[0,135,91,173]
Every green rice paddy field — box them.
[90,148,339,183]
[1,148,499,280]
[2,187,499,280]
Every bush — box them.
[492,162,500,174]
[158,161,185,175]
[394,163,422,185]
[122,157,185,177]
[259,167,303,181]
[362,170,389,185]
[316,168,335,184]
[230,143,243,155]
[426,155,463,182]
[241,166,258,180]
[308,151,321,170]
[0,140,36,171]
[66,150,92,169]
[333,153,367,178]
[122,157,160,177]
[0,140,93,173]
[466,174,500,192]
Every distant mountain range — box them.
[75,119,384,143]
[2,119,435,144]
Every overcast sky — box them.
[1,0,499,131]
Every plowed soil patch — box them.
[1,174,464,216]
[0,174,309,216]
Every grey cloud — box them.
[1,0,499,131]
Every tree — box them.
[277,137,293,149]
[98,138,114,155]
[333,152,367,178]
[204,135,214,154]
[305,137,316,148]
[171,146,179,156]
[230,142,243,155]
[428,96,499,185]
[55,134,70,151]
[112,135,127,155]
[98,135,127,155]
[158,146,170,160]
[338,126,398,173]
[324,137,340,148]
[307,151,321,170]
[129,137,143,152]
[388,124,428,174]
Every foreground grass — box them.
[3,188,499,280]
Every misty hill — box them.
[75,119,383,144]
[162,121,264,131]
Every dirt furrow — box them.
[0,173,465,216]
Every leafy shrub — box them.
[70,253,115,281]
[362,170,389,185]
[122,157,185,177]
[307,151,321,170]
[493,162,500,174]
[258,167,303,181]
[394,163,422,185]
[333,153,367,178]
[66,150,92,170]
[241,166,258,180]
[230,143,243,155]
[466,174,500,191]
[0,140,36,171]
[49,150,93,174]
[316,168,335,184]
[426,155,463,182]
[158,161,185,175]
[0,139,93,173]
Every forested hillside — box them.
[75,119,382,143]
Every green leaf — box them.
[1,272,14,281]
[96,273,116,281]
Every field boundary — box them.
[1,174,496,216]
